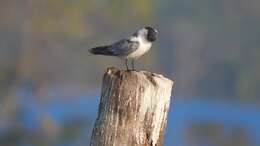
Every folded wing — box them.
[89,39,139,56]
[110,39,139,56]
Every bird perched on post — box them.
[89,26,158,71]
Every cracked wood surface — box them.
[90,67,174,146]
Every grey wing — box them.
[110,39,139,56]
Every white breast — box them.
[126,37,152,59]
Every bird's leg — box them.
[131,60,135,71]
[125,59,129,71]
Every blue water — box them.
[165,99,260,146]
[4,90,260,146]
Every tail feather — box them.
[88,45,115,56]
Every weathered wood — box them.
[90,67,174,146]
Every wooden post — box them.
[90,68,174,146]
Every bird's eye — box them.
[147,29,157,42]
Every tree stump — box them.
[90,67,174,146]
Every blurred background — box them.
[0,0,260,146]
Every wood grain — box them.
[90,68,174,146]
